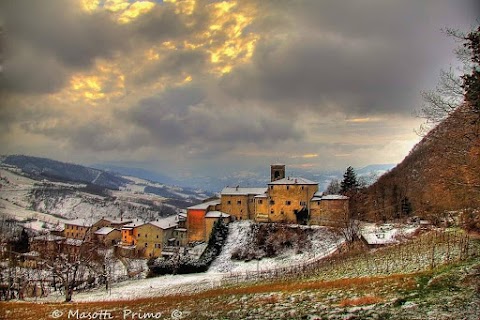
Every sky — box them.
[0,0,478,178]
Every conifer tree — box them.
[340,166,359,194]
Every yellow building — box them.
[309,194,349,227]
[94,227,122,246]
[265,177,319,224]
[120,216,183,258]
[220,187,266,220]
[204,211,231,240]
[63,218,93,240]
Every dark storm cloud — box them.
[0,0,196,94]
[222,0,479,116]
[132,49,209,85]
[0,0,124,93]
[127,84,302,149]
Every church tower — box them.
[270,164,286,182]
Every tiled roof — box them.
[221,187,267,196]
[148,215,179,230]
[187,199,221,210]
[205,211,230,218]
[94,227,116,235]
[269,177,317,185]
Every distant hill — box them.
[358,104,480,222]
[90,163,180,186]
[1,155,129,190]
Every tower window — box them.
[286,200,291,205]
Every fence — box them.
[220,229,478,287]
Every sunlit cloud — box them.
[345,117,382,123]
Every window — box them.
[270,209,274,214]
[270,186,274,190]
[301,186,304,190]
[138,233,141,237]
[145,243,148,247]
[145,234,147,238]
[156,235,159,238]
[237,200,241,205]
[286,186,289,190]
[286,200,291,205]
[258,200,263,204]
[227,200,231,205]
[270,200,275,205]
[300,201,306,206]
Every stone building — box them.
[186,164,350,243]
[309,194,349,227]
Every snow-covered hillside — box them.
[208,221,345,273]
[0,164,209,227]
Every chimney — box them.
[236,185,239,191]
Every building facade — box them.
[186,165,350,243]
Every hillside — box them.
[2,230,479,319]
[359,104,480,223]
[0,156,212,227]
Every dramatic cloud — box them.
[0,0,478,177]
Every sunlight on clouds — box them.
[118,1,156,24]
[290,153,319,159]
[67,60,126,104]
[80,0,101,12]
[206,1,258,74]
[164,0,196,16]
[345,117,382,123]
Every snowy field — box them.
[37,221,345,302]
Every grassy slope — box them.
[2,232,479,320]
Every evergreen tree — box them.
[340,166,359,194]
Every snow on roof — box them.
[268,177,317,185]
[178,212,188,218]
[175,228,187,232]
[187,199,221,210]
[23,220,45,231]
[205,211,230,218]
[102,218,132,225]
[33,234,65,242]
[221,187,267,196]
[64,238,83,246]
[65,218,94,227]
[316,194,349,201]
[94,227,116,235]
[148,215,179,230]
[360,222,418,245]
[254,194,267,198]
[122,219,146,228]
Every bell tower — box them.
[271,164,286,182]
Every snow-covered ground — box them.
[209,221,344,273]
[360,222,419,245]
[45,221,344,302]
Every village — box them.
[7,164,352,263]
